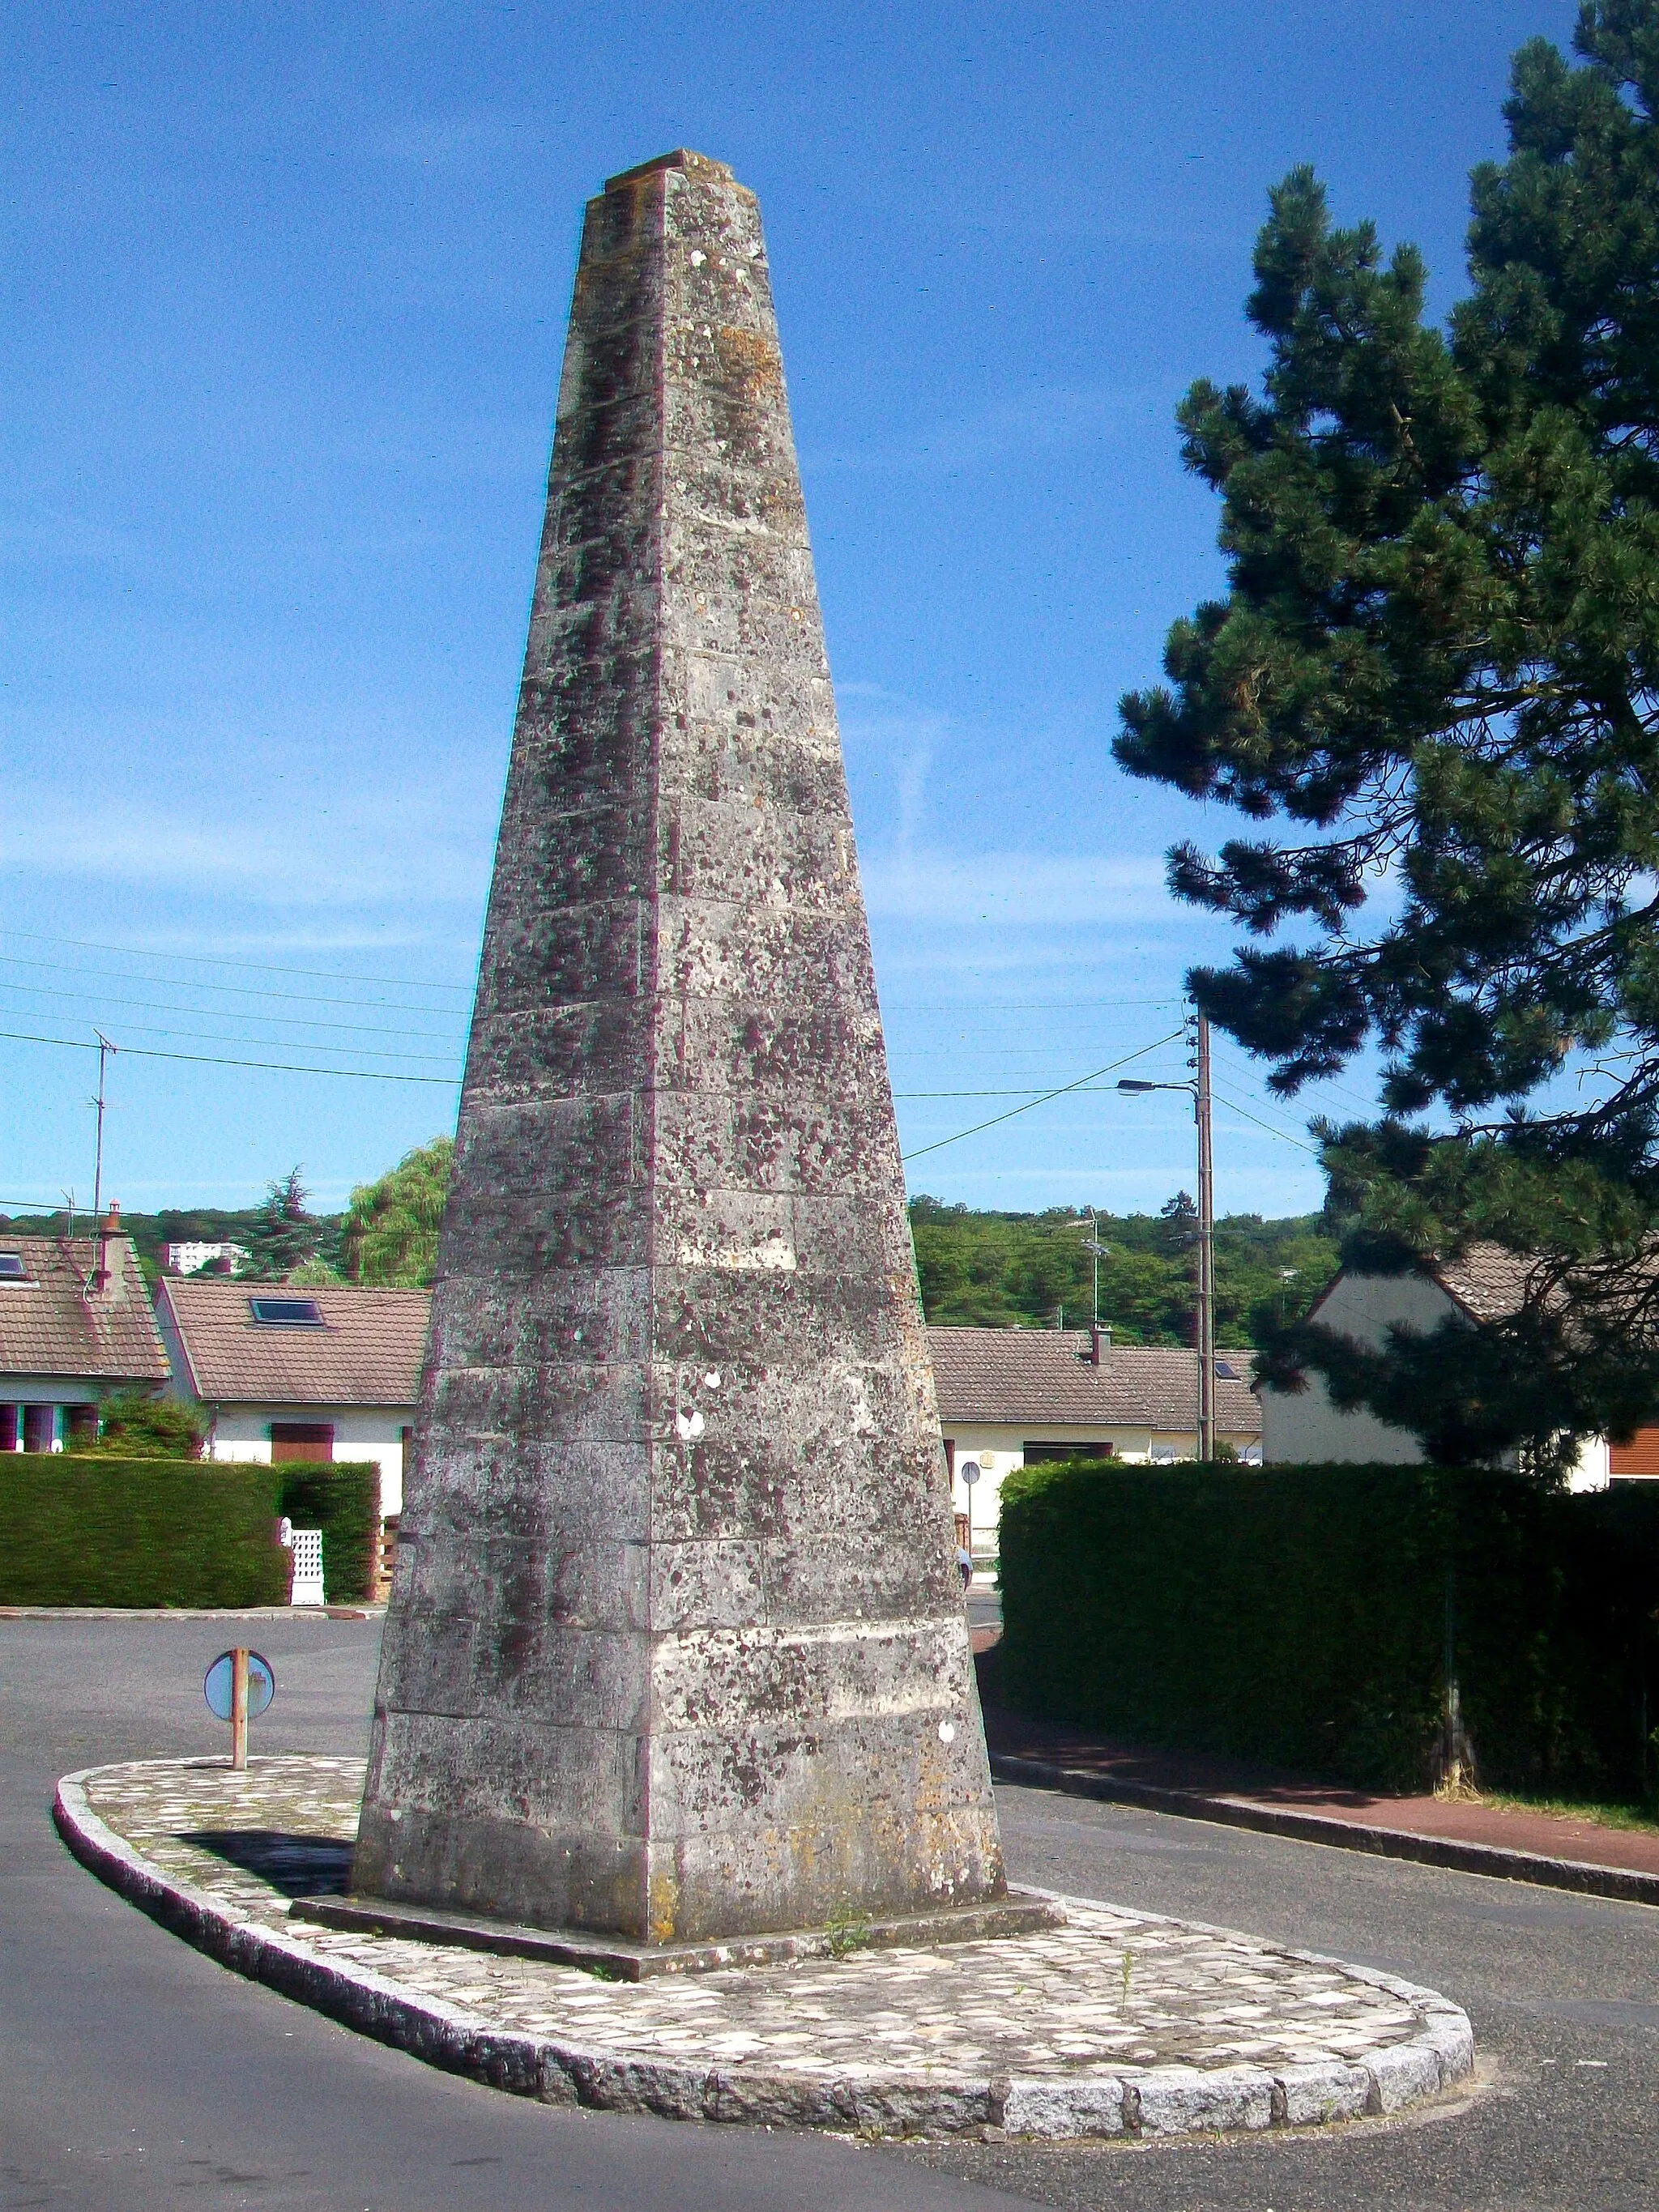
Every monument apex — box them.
[354,149,1010,1945]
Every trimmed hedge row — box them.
[999,1461,1659,1799]
[0,1456,289,1607]
[0,1456,382,1607]
[273,1461,380,1605]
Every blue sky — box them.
[2,0,1579,1218]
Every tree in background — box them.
[908,1197,1337,1345]
[1115,2,1659,1470]
[246,1168,331,1281]
[83,1388,206,1460]
[340,1138,453,1287]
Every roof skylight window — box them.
[0,1253,26,1280]
[248,1296,325,1327]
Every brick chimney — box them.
[92,1202,121,1295]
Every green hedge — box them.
[999,1461,1659,1798]
[274,1461,381,1605]
[0,1456,289,1607]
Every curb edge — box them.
[990,1753,1659,1908]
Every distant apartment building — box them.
[165,1241,251,1277]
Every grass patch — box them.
[1478,1792,1659,1835]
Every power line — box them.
[1212,1039,1379,1118]
[894,1085,1145,1098]
[0,978,464,1044]
[0,1014,462,1065]
[1209,1084,1322,1155]
[0,927,474,995]
[0,1029,460,1087]
[0,949,468,1019]
[900,1029,1185,1163]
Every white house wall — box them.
[207,1406,413,1517]
[0,1375,100,1406]
[1258,1272,1612,1489]
[1260,1272,1457,1466]
[945,1421,1264,1551]
[1567,1435,1611,1493]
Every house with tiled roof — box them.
[155,1279,431,1517]
[1258,1242,1622,1487]
[928,1325,1262,1555]
[0,1211,171,1451]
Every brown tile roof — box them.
[1309,1243,1552,1327]
[158,1280,432,1408]
[0,1236,169,1387]
[1431,1243,1541,1323]
[927,1327,1261,1435]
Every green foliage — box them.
[1115,4,1659,1460]
[274,1461,381,1604]
[247,1168,334,1281]
[284,1257,344,1287]
[79,1388,207,1460]
[340,1137,452,1287]
[999,1459,1659,1797]
[0,1456,289,1607]
[908,1196,1336,1345]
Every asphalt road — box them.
[3,1619,1657,2212]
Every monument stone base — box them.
[292,1886,1065,1982]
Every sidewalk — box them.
[976,1649,1659,1903]
[0,1605,383,1621]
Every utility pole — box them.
[1193,1011,1215,1464]
[1117,1004,1217,1461]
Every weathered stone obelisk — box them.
[355,151,1009,1946]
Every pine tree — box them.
[1116,2,1659,1466]
[246,1168,327,1281]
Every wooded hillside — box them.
[909,1196,1337,1346]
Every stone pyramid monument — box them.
[354,151,1010,1947]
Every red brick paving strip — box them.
[978,1661,1659,1887]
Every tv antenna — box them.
[90,1031,117,1233]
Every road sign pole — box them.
[231,1646,249,1771]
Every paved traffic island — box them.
[56,1754,1473,2142]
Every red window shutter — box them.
[271,1421,335,1464]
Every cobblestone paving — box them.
[81,1755,1437,2086]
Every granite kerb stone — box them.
[53,1758,1475,2142]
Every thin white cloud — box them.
[0,789,491,910]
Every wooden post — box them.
[231,1645,249,1771]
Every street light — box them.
[1116,1012,1215,1460]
